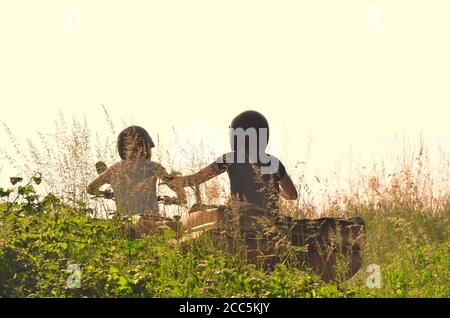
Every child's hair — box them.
[117,126,155,160]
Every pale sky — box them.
[1,0,449,189]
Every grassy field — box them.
[0,174,448,298]
[0,116,448,298]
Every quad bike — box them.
[171,189,365,282]
[92,161,365,282]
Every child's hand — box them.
[169,171,182,178]
[160,171,187,204]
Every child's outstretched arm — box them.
[279,174,298,200]
[171,163,222,188]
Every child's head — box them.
[117,126,155,160]
[229,110,269,154]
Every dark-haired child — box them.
[87,125,183,217]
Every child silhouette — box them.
[88,125,184,216]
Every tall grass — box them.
[0,110,448,297]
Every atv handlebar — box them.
[157,195,186,206]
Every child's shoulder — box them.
[148,160,164,167]
[260,153,286,173]
[148,160,167,173]
[104,161,126,175]
[265,153,285,166]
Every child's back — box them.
[88,125,179,217]
[100,159,166,215]
[217,152,286,212]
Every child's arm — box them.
[87,169,112,196]
[279,174,298,200]
[155,164,188,204]
[173,163,223,188]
